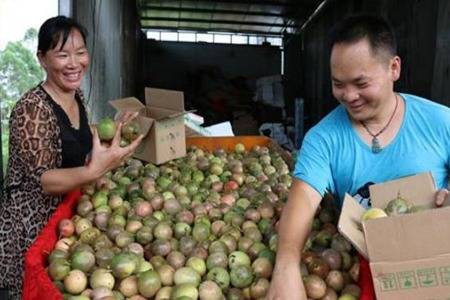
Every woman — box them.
[0,16,142,299]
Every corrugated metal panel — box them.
[180,11,212,19]
[138,0,322,35]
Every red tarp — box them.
[359,254,376,299]
[22,189,375,300]
[22,189,81,300]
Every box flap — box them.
[369,172,436,209]
[145,87,184,111]
[134,116,153,137]
[364,206,450,263]
[145,107,171,120]
[161,111,188,120]
[337,194,368,259]
[109,97,145,112]
[148,107,190,121]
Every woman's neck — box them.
[42,80,76,105]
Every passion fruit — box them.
[97,117,116,142]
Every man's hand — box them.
[267,180,322,300]
[435,188,449,207]
[266,264,305,300]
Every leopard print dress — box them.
[0,85,91,299]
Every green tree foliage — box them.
[0,28,44,172]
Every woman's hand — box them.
[87,122,144,179]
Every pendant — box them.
[371,137,382,153]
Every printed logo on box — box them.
[379,273,398,292]
[397,271,417,289]
[417,268,438,288]
[439,266,450,286]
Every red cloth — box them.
[359,254,376,300]
[22,189,81,300]
[22,189,376,300]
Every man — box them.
[267,15,450,299]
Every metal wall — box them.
[283,34,302,116]
[431,0,450,105]
[67,0,450,126]
[72,0,143,122]
[298,0,448,126]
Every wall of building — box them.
[73,0,143,121]
[297,0,448,126]
[431,0,450,105]
[283,33,302,116]
[143,40,282,92]
[68,0,450,127]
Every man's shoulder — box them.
[403,93,450,116]
[308,105,347,136]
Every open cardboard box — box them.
[338,173,450,299]
[110,87,187,165]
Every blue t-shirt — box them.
[293,93,450,208]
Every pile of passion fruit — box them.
[47,143,360,300]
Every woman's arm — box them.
[40,165,100,195]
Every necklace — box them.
[361,94,399,154]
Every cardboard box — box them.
[338,173,450,299]
[110,87,187,165]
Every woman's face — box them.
[38,29,89,92]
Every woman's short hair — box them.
[38,16,88,54]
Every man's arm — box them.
[267,179,323,300]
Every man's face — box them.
[330,38,400,122]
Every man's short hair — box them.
[330,15,397,59]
